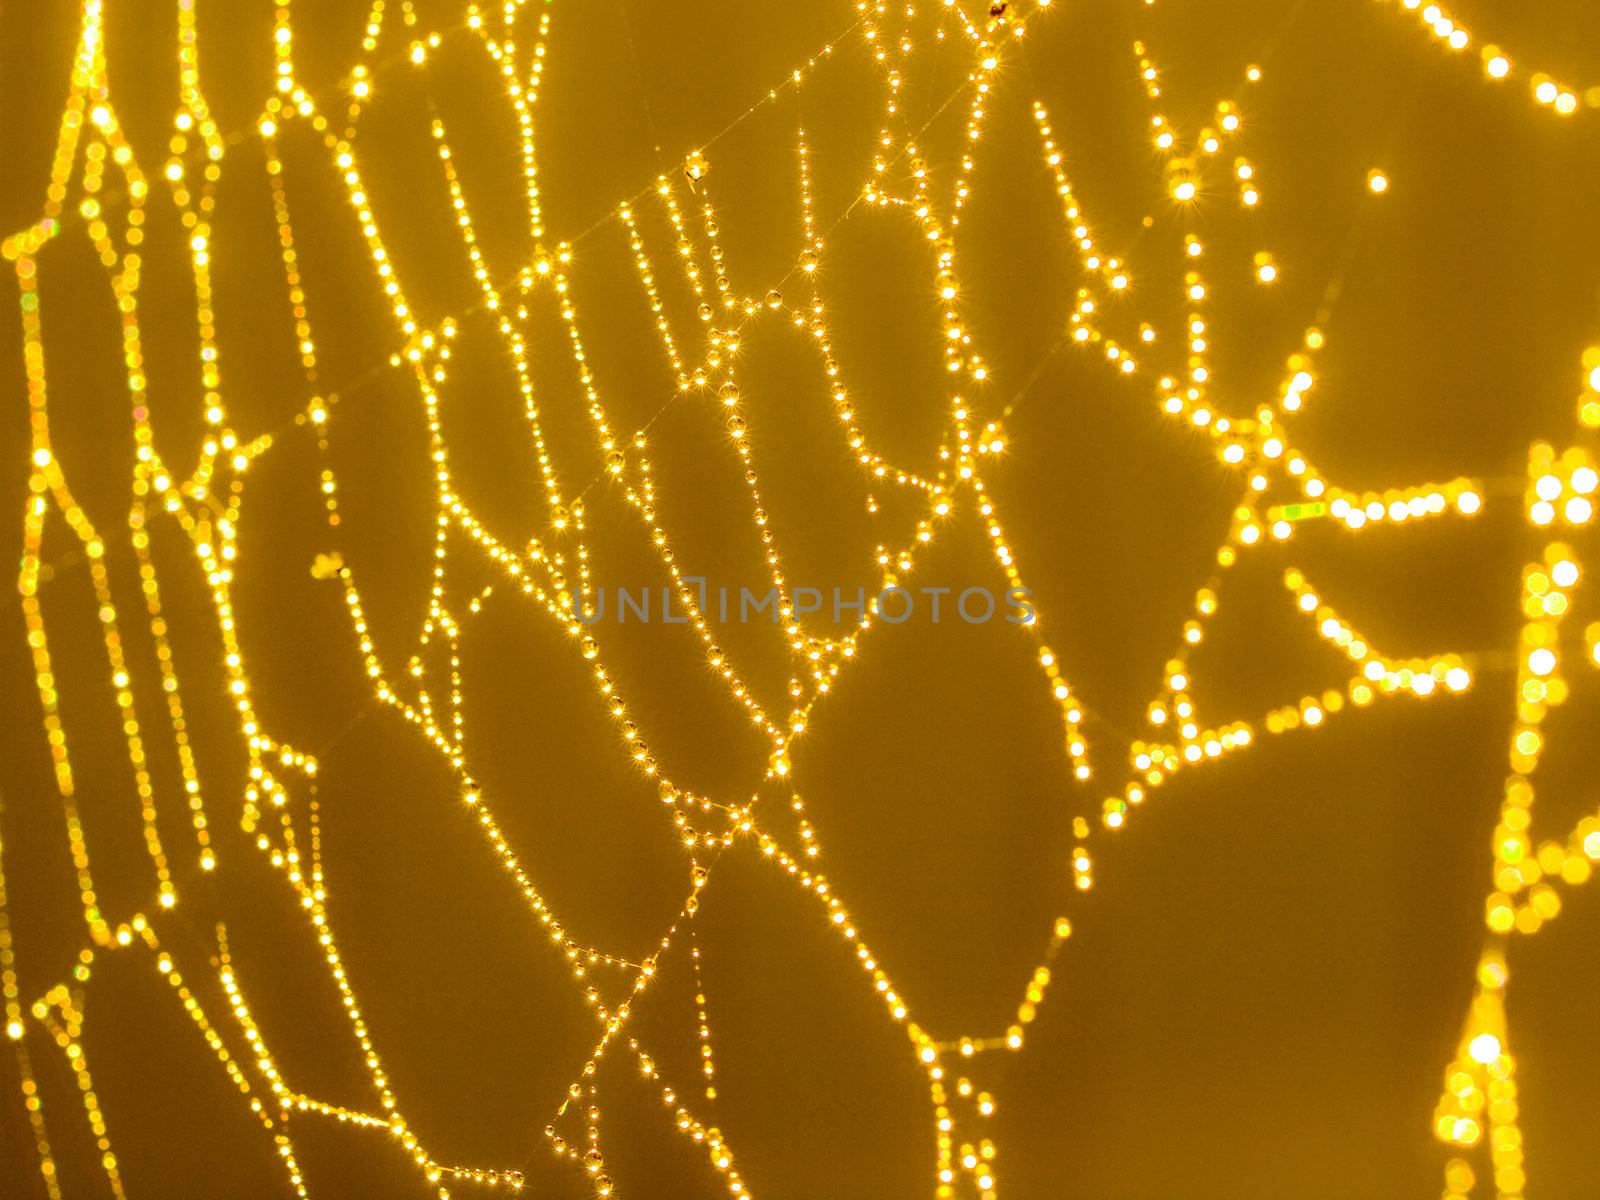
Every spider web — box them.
[2,0,1599,1196]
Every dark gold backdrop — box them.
[2,1,1600,1196]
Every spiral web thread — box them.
[3,0,1600,1196]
